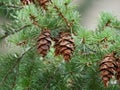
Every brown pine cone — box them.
[20,0,34,5]
[54,32,75,61]
[99,52,117,87]
[53,32,62,56]
[116,57,120,83]
[37,29,52,57]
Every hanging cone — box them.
[37,0,50,10]
[20,0,34,5]
[99,52,117,87]
[54,32,75,61]
[37,29,52,57]
[116,57,120,83]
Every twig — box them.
[0,45,35,87]
[0,24,31,40]
[29,14,45,29]
[50,2,72,29]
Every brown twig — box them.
[99,37,108,43]
[54,5,70,27]
[29,14,45,29]
[50,2,73,29]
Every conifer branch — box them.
[51,2,73,29]
[0,45,35,87]
[0,2,23,9]
[11,73,17,89]
[85,45,97,53]
[0,24,31,40]
[53,5,70,27]
[29,14,47,30]
[25,58,35,90]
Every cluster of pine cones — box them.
[20,0,74,61]
[100,52,120,87]
[20,0,50,9]
[20,0,120,87]
[37,29,75,62]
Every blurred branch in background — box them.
[0,24,31,40]
[0,2,23,9]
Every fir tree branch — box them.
[11,64,19,89]
[0,24,31,40]
[11,74,17,89]
[45,70,53,89]
[0,2,23,9]
[85,45,97,53]
[25,58,35,90]
[0,45,35,87]
[29,14,48,30]
[50,2,72,29]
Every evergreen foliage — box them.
[0,0,120,90]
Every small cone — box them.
[37,29,52,57]
[99,52,117,87]
[54,32,75,61]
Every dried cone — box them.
[37,0,50,10]
[20,0,34,5]
[37,29,52,57]
[116,57,120,83]
[99,52,117,87]
[53,33,61,56]
[54,32,75,61]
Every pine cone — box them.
[20,0,34,5]
[37,0,50,10]
[54,32,75,61]
[99,52,117,87]
[53,32,62,56]
[116,57,120,83]
[37,29,52,57]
